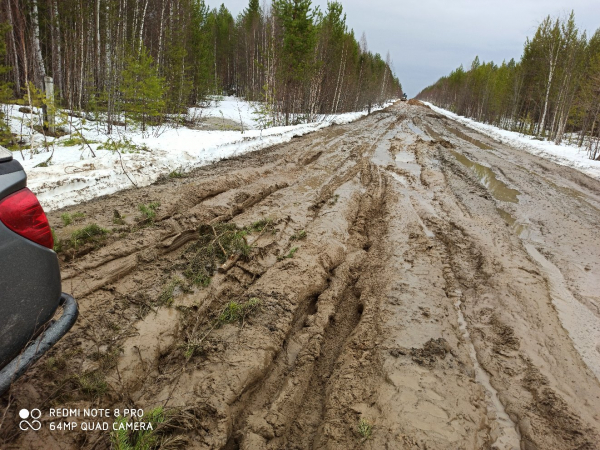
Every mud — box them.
[2,101,600,450]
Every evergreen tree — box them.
[121,45,166,134]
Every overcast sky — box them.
[220,0,599,96]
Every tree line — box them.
[0,0,401,137]
[416,12,600,160]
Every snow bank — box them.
[8,97,394,211]
[423,102,600,181]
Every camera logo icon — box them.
[19,409,42,431]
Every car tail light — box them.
[0,188,54,249]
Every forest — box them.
[417,12,600,160]
[0,0,401,142]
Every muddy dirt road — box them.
[2,101,600,449]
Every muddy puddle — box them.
[407,121,430,139]
[496,208,529,238]
[445,125,493,149]
[450,150,520,203]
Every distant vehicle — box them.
[401,93,408,101]
[0,146,78,396]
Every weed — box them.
[77,371,108,398]
[113,209,127,225]
[218,298,261,325]
[290,230,307,241]
[50,228,62,253]
[70,223,108,249]
[60,211,85,226]
[183,297,262,358]
[357,418,373,441]
[158,278,183,306]
[247,218,274,233]
[328,194,340,206]
[183,223,251,285]
[44,355,67,372]
[98,137,139,153]
[168,170,185,179]
[90,347,120,371]
[111,406,181,450]
[61,213,72,226]
[60,136,97,147]
[277,247,298,261]
[139,202,161,223]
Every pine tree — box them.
[120,45,165,134]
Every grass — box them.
[60,211,85,226]
[60,136,97,147]
[157,278,184,306]
[290,230,307,241]
[77,371,108,398]
[168,170,185,179]
[277,246,298,261]
[44,355,67,373]
[183,220,274,286]
[113,209,127,225]
[218,298,261,325]
[139,202,161,223]
[70,223,108,248]
[357,418,373,441]
[183,297,262,359]
[111,406,186,450]
[98,137,140,153]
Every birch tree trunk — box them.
[31,0,46,89]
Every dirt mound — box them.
[408,98,430,108]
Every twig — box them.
[211,225,227,256]
[115,147,138,188]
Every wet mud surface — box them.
[2,101,600,449]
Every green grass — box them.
[277,247,298,261]
[157,278,183,306]
[113,209,127,225]
[61,211,85,226]
[98,137,139,153]
[357,418,373,441]
[168,170,185,179]
[290,230,307,241]
[218,298,261,325]
[60,136,97,147]
[77,371,108,398]
[183,221,273,286]
[70,223,109,249]
[111,406,178,450]
[139,202,161,223]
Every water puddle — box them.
[525,245,600,381]
[445,126,493,150]
[390,172,408,186]
[496,208,529,239]
[371,131,397,166]
[450,150,520,203]
[395,153,421,178]
[453,293,521,449]
[424,124,443,141]
[407,122,430,139]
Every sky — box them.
[217,0,599,97]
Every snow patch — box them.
[8,97,395,211]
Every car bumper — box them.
[0,293,78,396]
